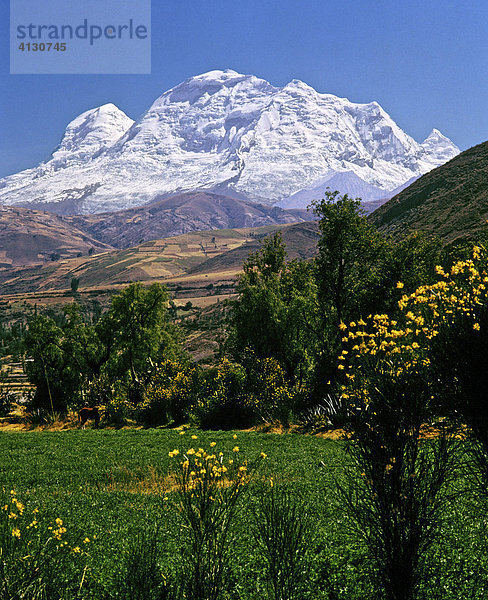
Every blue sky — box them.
[1,0,487,178]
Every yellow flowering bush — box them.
[103,395,134,427]
[138,359,197,426]
[168,439,266,600]
[245,355,297,426]
[0,489,91,598]
[396,246,488,496]
[192,358,256,429]
[333,254,472,600]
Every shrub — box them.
[0,388,15,417]
[109,525,171,600]
[103,394,134,427]
[252,480,311,600]
[245,355,297,426]
[137,360,196,426]
[84,374,114,408]
[192,359,256,430]
[168,438,265,600]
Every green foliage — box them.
[84,373,115,409]
[252,482,312,600]
[23,314,77,413]
[138,360,197,426]
[313,190,387,327]
[369,232,443,315]
[192,359,256,430]
[337,309,460,599]
[0,372,15,417]
[102,394,134,427]
[109,525,170,600]
[22,283,183,414]
[309,190,444,398]
[228,233,320,385]
[100,283,174,384]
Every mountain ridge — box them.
[0,69,459,214]
[369,140,488,242]
[62,190,315,249]
[0,191,316,268]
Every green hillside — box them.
[370,141,488,242]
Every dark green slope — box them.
[370,141,488,242]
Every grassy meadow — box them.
[1,428,487,599]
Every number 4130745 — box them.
[18,42,67,51]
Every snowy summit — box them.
[0,70,459,214]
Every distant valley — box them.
[0,221,320,296]
[0,191,315,269]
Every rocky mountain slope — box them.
[0,70,459,214]
[63,191,313,249]
[0,206,112,267]
[370,141,488,242]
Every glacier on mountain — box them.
[0,69,459,214]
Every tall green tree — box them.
[228,232,320,385]
[23,314,78,413]
[100,283,181,386]
[312,190,387,328]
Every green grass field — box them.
[0,429,486,599]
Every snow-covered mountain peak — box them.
[0,70,460,214]
[420,128,459,163]
[283,78,317,93]
[423,128,453,144]
[51,103,134,164]
[155,70,276,106]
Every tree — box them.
[23,305,107,413]
[70,277,80,293]
[23,284,183,412]
[228,233,320,386]
[100,283,180,389]
[312,190,387,328]
[311,191,444,392]
[23,314,76,413]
